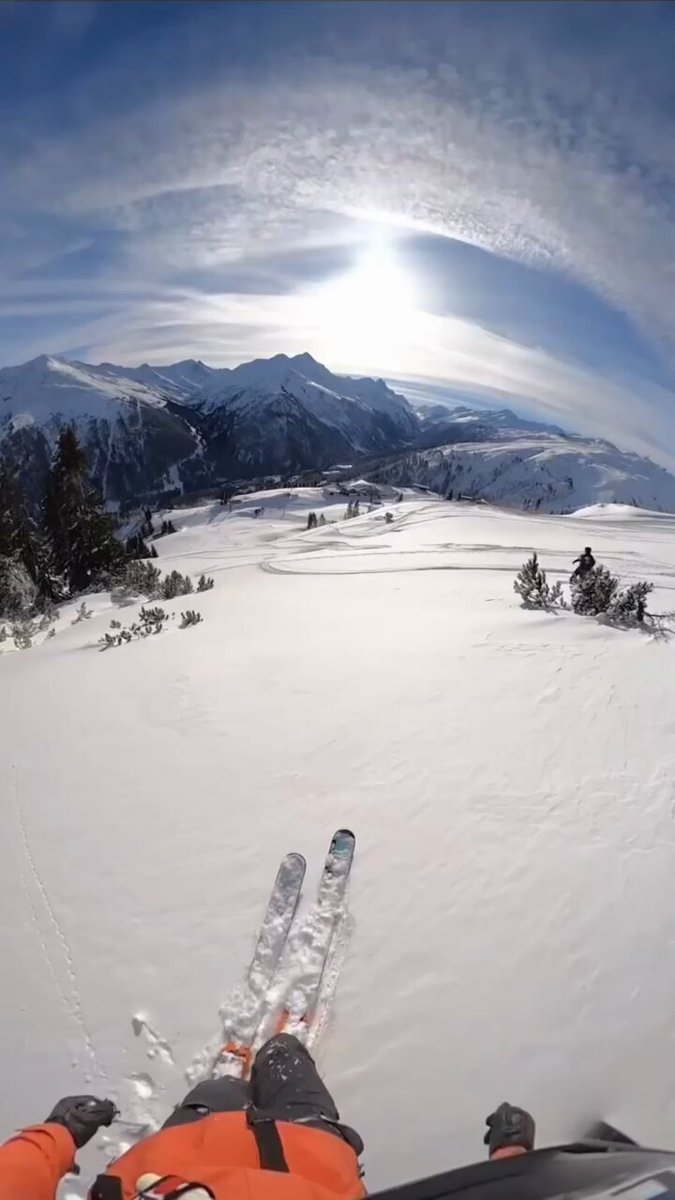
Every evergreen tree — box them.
[43,427,124,593]
[0,461,59,608]
[570,565,619,616]
[609,580,653,625]
[125,532,154,559]
[514,553,564,609]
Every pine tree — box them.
[125,533,154,559]
[0,461,59,608]
[43,427,124,593]
[609,580,653,625]
[514,553,564,609]
[571,565,618,616]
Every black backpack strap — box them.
[91,1177,124,1200]
[246,1107,289,1172]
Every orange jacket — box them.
[0,1113,365,1200]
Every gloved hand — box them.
[46,1095,117,1148]
[484,1101,535,1157]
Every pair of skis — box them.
[210,828,355,1079]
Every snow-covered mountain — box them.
[0,352,418,505]
[3,351,675,515]
[375,419,675,513]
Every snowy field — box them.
[3,487,675,1194]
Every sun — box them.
[305,242,421,368]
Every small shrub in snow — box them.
[514,553,565,610]
[306,512,318,530]
[197,574,214,592]
[110,618,121,629]
[71,601,93,624]
[180,609,203,628]
[571,565,618,616]
[0,625,7,642]
[139,605,168,630]
[11,617,37,649]
[99,605,168,649]
[318,513,327,526]
[46,628,55,639]
[384,512,394,524]
[160,570,193,600]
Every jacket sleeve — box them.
[0,1122,76,1199]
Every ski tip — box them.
[331,828,356,844]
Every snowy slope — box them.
[377,432,675,513]
[3,492,675,1195]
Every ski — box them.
[275,828,356,1044]
[210,851,306,1078]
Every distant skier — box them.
[0,1033,364,1200]
[572,546,596,579]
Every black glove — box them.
[484,1102,535,1156]
[46,1095,117,1148]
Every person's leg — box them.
[251,1033,363,1153]
[251,1033,339,1122]
[162,1077,250,1129]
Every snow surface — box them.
[3,489,675,1194]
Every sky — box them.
[2,0,675,463]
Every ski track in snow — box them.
[4,489,675,1190]
[12,770,104,1083]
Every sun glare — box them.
[305,242,421,367]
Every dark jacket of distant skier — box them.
[572,547,596,578]
[0,1035,365,1200]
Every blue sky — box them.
[2,1,675,463]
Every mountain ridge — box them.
[2,350,675,514]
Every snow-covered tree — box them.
[514,553,564,609]
[571,565,619,616]
[115,558,162,599]
[161,569,193,599]
[0,461,59,608]
[0,557,37,618]
[608,580,653,625]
